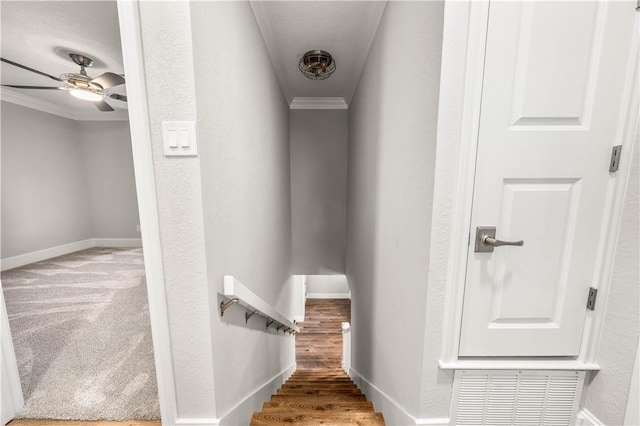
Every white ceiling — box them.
[250,1,386,106]
[1,1,386,118]
[0,1,127,120]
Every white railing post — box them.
[342,322,351,373]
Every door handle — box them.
[475,226,524,253]
[483,236,524,247]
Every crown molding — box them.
[1,88,129,121]
[289,97,348,110]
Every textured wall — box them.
[582,146,639,424]
[345,1,444,419]
[190,2,295,421]
[290,110,348,274]
[1,102,92,258]
[138,1,217,419]
[77,121,140,239]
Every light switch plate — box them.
[162,121,198,156]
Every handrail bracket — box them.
[219,298,239,317]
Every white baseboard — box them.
[349,368,450,426]
[92,238,142,248]
[1,239,93,271]
[175,419,220,426]
[307,292,351,299]
[217,364,296,426]
[576,409,604,426]
[1,238,143,271]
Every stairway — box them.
[250,299,385,425]
[250,369,384,425]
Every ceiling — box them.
[0,1,127,120]
[250,1,386,106]
[0,1,386,119]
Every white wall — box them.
[345,1,444,421]
[77,121,140,239]
[1,102,141,263]
[137,1,218,421]
[190,2,294,423]
[1,102,92,258]
[305,275,350,298]
[290,110,348,274]
[581,146,639,425]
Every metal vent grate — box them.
[452,370,584,426]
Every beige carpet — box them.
[1,247,160,420]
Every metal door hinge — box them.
[587,287,598,311]
[609,145,622,172]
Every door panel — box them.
[459,1,637,357]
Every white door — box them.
[459,1,638,356]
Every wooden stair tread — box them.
[263,401,374,411]
[250,412,385,426]
[270,394,368,402]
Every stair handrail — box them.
[221,275,300,334]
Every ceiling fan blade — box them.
[1,57,63,82]
[91,72,125,89]
[2,84,64,90]
[94,100,115,112]
[108,93,127,102]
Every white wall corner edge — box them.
[216,364,296,426]
[348,368,450,426]
[576,409,605,426]
[1,238,143,271]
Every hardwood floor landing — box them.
[295,298,350,370]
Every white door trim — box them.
[117,1,177,423]
[437,0,639,368]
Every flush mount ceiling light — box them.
[298,50,336,80]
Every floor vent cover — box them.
[452,370,584,426]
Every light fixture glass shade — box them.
[69,88,103,102]
[299,50,336,80]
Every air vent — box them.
[452,370,584,426]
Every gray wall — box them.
[582,147,639,424]
[138,1,218,419]
[1,102,140,260]
[1,102,92,258]
[191,2,294,421]
[78,121,139,239]
[290,110,348,274]
[345,1,444,420]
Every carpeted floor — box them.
[1,247,160,421]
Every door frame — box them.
[436,0,639,370]
[117,1,177,423]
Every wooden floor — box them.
[8,421,160,426]
[251,298,385,425]
[295,298,351,370]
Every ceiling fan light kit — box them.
[298,50,336,80]
[0,53,126,112]
[69,87,103,102]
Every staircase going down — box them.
[250,299,385,425]
[250,369,384,425]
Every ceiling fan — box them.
[1,53,127,112]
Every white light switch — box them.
[162,121,198,156]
